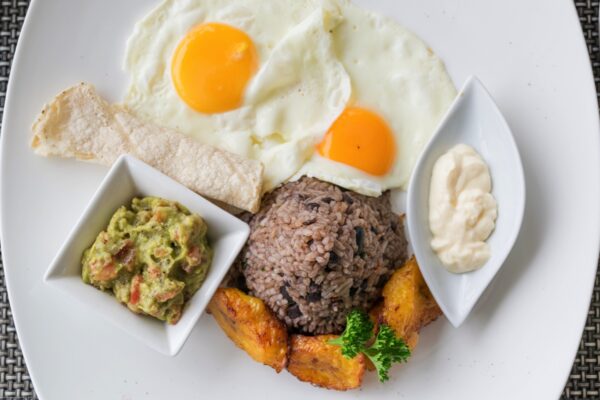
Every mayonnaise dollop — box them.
[428,144,498,273]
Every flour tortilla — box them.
[31,83,263,213]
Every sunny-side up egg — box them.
[123,0,457,196]
[293,0,457,195]
[123,0,351,191]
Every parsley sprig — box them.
[329,309,411,382]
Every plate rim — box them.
[554,1,600,395]
[0,0,47,398]
[0,0,599,399]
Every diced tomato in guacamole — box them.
[82,197,212,324]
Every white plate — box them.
[1,0,598,399]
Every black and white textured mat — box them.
[0,1,599,399]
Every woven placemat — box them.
[0,3,38,399]
[0,1,599,399]
[563,4,600,398]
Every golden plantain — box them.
[381,256,442,341]
[287,335,366,390]
[207,288,288,372]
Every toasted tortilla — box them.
[31,83,263,213]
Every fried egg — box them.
[124,0,350,191]
[123,0,456,195]
[294,0,457,195]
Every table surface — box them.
[0,0,599,399]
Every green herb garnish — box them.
[329,309,411,382]
[328,308,374,358]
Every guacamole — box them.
[82,197,212,324]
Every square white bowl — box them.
[43,154,250,356]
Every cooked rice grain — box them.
[240,177,408,334]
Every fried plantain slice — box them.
[207,288,288,372]
[381,256,442,340]
[365,301,419,372]
[287,334,366,390]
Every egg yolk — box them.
[317,107,396,176]
[171,22,258,114]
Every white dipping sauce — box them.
[428,144,498,273]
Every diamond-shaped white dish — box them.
[44,154,249,356]
[407,77,526,327]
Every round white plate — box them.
[1,0,598,399]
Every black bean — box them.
[328,251,339,264]
[307,282,322,302]
[355,227,365,254]
[307,291,321,302]
[287,304,302,319]
[302,218,317,226]
[322,197,334,204]
[280,285,294,303]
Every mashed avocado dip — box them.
[82,197,212,324]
